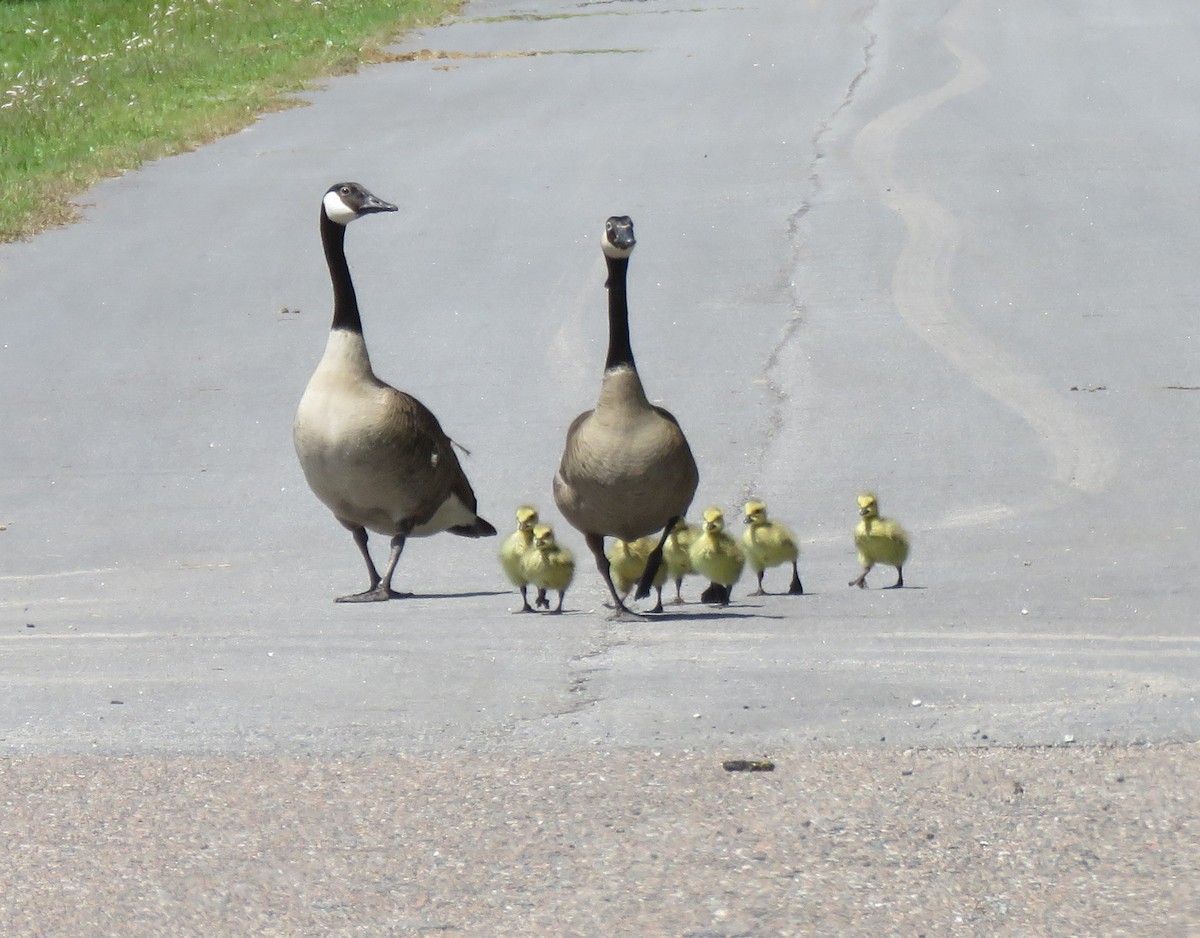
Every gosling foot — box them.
[700,582,731,606]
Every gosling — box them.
[688,507,744,606]
[849,492,910,589]
[521,523,576,613]
[499,505,540,612]
[742,500,803,596]
[608,536,668,613]
[662,518,698,605]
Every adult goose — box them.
[552,215,699,615]
[294,182,495,603]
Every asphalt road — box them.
[3,0,1200,932]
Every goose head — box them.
[515,505,539,532]
[322,182,398,226]
[601,215,636,259]
[857,493,879,519]
[701,507,726,534]
[744,500,768,526]
[531,523,557,551]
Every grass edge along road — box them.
[0,0,462,242]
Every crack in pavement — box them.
[743,2,880,502]
[850,0,1120,506]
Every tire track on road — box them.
[851,0,1119,504]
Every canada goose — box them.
[608,536,668,613]
[662,518,698,605]
[293,182,496,603]
[688,506,744,606]
[499,505,539,612]
[742,500,804,595]
[849,492,910,589]
[520,523,575,614]
[552,215,699,615]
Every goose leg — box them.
[337,526,413,603]
[649,585,664,615]
[634,516,678,601]
[586,533,641,618]
[671,577,686,605]
[336,526,381,602]
[886,567,904,589]
[849,564,872,589]
[788,562,804,595]
[550,590,566,615]
[535,588,550,609]
[750,570,767,596]
[514,585,535,613]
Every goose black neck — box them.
[604,255,635,371]
[321,212,362,334]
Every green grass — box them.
[0,0,461,241]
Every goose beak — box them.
[362,194,398,215]
[610,231,635,252]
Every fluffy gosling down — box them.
[742,500,803,596]
[499,505,540,613]
[521,524,576,614]
[850,492,910,589]
[608,536,668,613]
[662,518,698,605]
[688,507,744,606]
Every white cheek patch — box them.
[601,239,633,260]
[323,190,358,226]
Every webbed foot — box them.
[336,586,412,603]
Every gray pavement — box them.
[1,0,1199,931]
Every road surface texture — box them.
[2,0,1198,933]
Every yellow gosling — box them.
[521,523,576,613]
[608,535,668,613]
[688,507,744,606]
[607,536,651,598]
[742,500,803,596]
[662,518,698,605]
[499,505,540,612]
[849,492,910,589]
